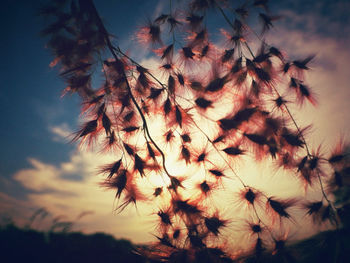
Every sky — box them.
[0,0,350,246]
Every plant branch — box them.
[88,0,173,178]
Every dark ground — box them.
[1,223,349,263]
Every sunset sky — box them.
[1,0,350,245]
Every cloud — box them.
[11,148,158,242]
[265,18,350,148]
[49,123,72,142]
[0,124,155,242]
[281,0,350,38]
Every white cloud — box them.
[5,147,156,243]
[49,123,72,142]
[266,22,350,148]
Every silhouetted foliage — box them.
[40,0,350,262]
[0,224,150,263]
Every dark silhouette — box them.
[0,223,151,263]
[1,222,349,263]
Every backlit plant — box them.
[41,0,349,262]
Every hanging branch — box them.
[41,0,348,261]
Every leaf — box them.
[267,197,297,218]
[221,49,235,63]
[175,106,182,127]
[154,14,169,24]
[148,87,163,100]
[305,201,323,215]
[134,154,145,177]
[254,67,271,82]
[122,126,139,133]
[123,143,134,156]
[153,187,163,197]
[123,111,134,122]
[161,44,173,59]
[158,210,172,225]
[244,133,268,145]
[282,132,304,147]
[100,169,127,199]
[244,188,256,204]
[297,156,308,171]
[147,142,156,160]
[181,145,191,164]
[204,216,225,235]
[209,169,224,177]
[328,154,345,164]
[168,75,175,93]
[163,98,172,116]
[79,119,97,137]
[206,77,226,92]
[190,81,203,91]
[195,97,212,109]
[182,46,195,59]
[165,130,174,142]
[213,135,225,144]
[219,108,257,130]
[293,55,315,70]
[181,133,191,143]
[223,147,244,156]
[177,73,185,86]
[107,159,122,179]
[102,112,111,135]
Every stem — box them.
[89,0,173,178]
[115,48,167,90]
[271,84,311,156]
[214,0,255,59]
[215,0,338,227]
[173,101,248,187]
[127,83,173,178]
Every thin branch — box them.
[89,0,173,178]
